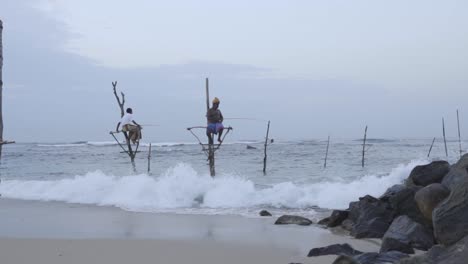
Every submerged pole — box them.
[427,137,436,158]
[457,110,462,158]
[263,121,271,174]
[442,118,448,157]
[324,135,330,168]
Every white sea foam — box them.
[0,160,428,214]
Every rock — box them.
[307,243,362,257]
[441,154,468,190]
[259,210,272,216]
[318,210,349,228]
[333,251,409,264]
[356,251,409,264]
[333,255,360,264]
[274,215,312,226]
[347,195,395,238]
[441,168,468,191]
[246,145,257,150]
[407,161,450,187]
[398,234,468,264]
[341,219,354,231]
[433,175,468,245]
[381,215,434,253]
[380,184,429,228]
[414,183,449,221]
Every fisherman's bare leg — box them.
[206,131,214,145]
[217,129,224,143]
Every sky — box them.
[1,0,468,142]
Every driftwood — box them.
[362,126,368,167]
[324,135,330,168]
[427,137,436,158]
[442,118,448,157]
[457,110,462,158]
[111,81,138,163]
[263,120,271,174]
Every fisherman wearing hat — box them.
[206,97,224,145]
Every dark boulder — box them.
[246,145,257,150]
[347,195,395,238]
[259,210,272,216]
[441,154,468,190]
[318,210,349,228]
[414,183,449,221]
[381,215,434,253]
[380,184,429,228]
[274,215,312,226]
[308,243,362,257]
[398,234,468,264]
[333,251,409,264]
[407,161,450,187]
[433,176,468,245]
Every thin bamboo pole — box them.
[324,135,330,168]
[362,126,367,168]
[263,121,271,174]
[427,137,436,158]
[457,110,462,158]
[443,118,448,157]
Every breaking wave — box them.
[0,160,427,214]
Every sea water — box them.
[0,139,464,218]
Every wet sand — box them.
[0,199,380,264]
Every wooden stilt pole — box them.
[206,78,215,177]
[442,118,448,157]
[457,110,462,158]
[427,137,436,158]
[263,121,270,174]
[362,126,367,168]
[324,135,330,168]
[0,20,3,159]
[147,143,152,174]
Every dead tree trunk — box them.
[111,81,137,163]
[362,126,367,167]
[324,135,330,168]
[442,118,448,157]
[263,120,270,174]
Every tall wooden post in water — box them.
[442,118,448,157]
[0,20,4,158]
[206,78,215,177]
[263,120,271,174]
[362,126,367,168]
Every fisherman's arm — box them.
[132,120,142,128]
[219,111,224,123]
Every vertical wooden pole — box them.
[205,78,215,177]
[427,137,436,158]
[147,143,152,174]
[324,135,330,168]
[457,110,462,158]
[263,121,271,174]
[0,20,4,158]
[362,126,367,168]
[443,118,448,157]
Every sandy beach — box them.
[0,198,381,264]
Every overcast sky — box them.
[1,0,468,142]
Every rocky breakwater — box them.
[308,155,468,264]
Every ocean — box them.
[0,138,464,218]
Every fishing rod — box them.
[223,118,268,122]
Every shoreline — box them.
[0,198,381,264]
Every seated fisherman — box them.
[116,108,142,144]
[206,97,224,145]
